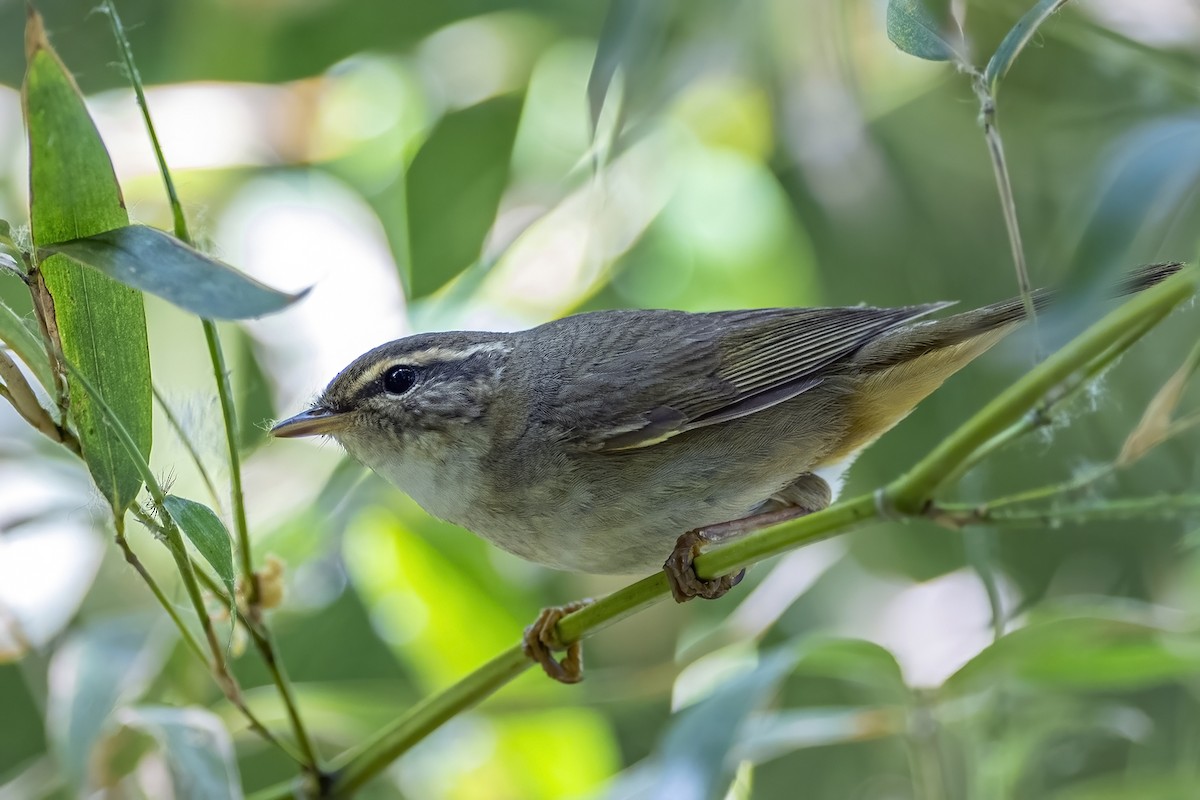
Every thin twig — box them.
[101,0,320,773]
[191,561,323,774]
[113,513,209,665]
[65,361,289,757]
[973,75,1040,360]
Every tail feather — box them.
[822,262,1184,465]
[851,262,1184,372]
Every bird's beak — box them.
[270,407,348,438]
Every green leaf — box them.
[984,0,1071,94]
[586,0,672,139]
[942,605,1200,696]
[163,495,237,600]
[1061,116,1200,312]
[885,0,960,62]
[46,618,170,794]
[654,648,798,800]
[406,95,524,298]
[0,297,54,391]
[43,225,304,320]
[23,9,151,514]
[115,706,243,800]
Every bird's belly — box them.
[464,478,790,576]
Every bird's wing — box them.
[557,304,952,452]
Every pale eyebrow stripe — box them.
[341,341,512,398]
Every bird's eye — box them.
[382,365,418,395]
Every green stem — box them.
[114,514,209,665]
[884,266,1195,513]
[201,320,257,609]
[936,495,1200,527]
[103,0,319,771]
[974,77,1039,357]
[64,361,285,754]
[940,302,1165,487]
[191,564,319,769]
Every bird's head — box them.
[270,331,513,456]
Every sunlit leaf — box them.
[46,618,170,794]
[0,296,54,391]
[1064,117,1200,308]
[652,648,798,800]
[489,709,620,798]
[942,605,1200,695]
[23,8,151,514]
[586,0,672,140]
[984,0,1072,94]
[406,95,524,298]
[790,637,910,703]
[343,508,527,682]
[44,226,304,320]
[885,0,961,62]
[114,706,243,800]
[163,495,237,601]
[733,707,902,764]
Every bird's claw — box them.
[522,599,594,683]
[664,529,745,603]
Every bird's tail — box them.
[824,262,1185,464]
[855,262,1184,371]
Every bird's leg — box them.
[665,506,814,604]
[522,598,594,684]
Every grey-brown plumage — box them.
[274,263,1181,575]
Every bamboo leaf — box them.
[942,605,1200,695]
[115,706,243,800]
[23,8,151,514]
[162,495,237,601]
[1118,339,1200,465]
[406,95,524,298]
[984,0,1072,94]
[653,648,797,800]
[586,0,672,139]
[885,0,961,62]
[44,225,304,320]
[0,297,54,391]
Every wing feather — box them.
[547,303,953,452]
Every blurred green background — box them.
[2,0,1200,798]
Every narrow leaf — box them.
[1118,339,1200,465]
[163,495,237,600]
[406,95,524,298]
[943,606,1200,695]
[1062,117,1200,310]
[984,0,1072,94]
[44,225,304,320]
[115,706,243,800]
[654,648,798,800]
[24,8,151,514]
[0,297,54,391]
[586,0,672,138]
[885,0,961,62]
[46,618,171,794]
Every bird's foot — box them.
[664,506,816,603]
[664,529,746,603]
[522,599,594,684]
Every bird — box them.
[272,262,1180,682]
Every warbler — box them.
[273,262,1179,681]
